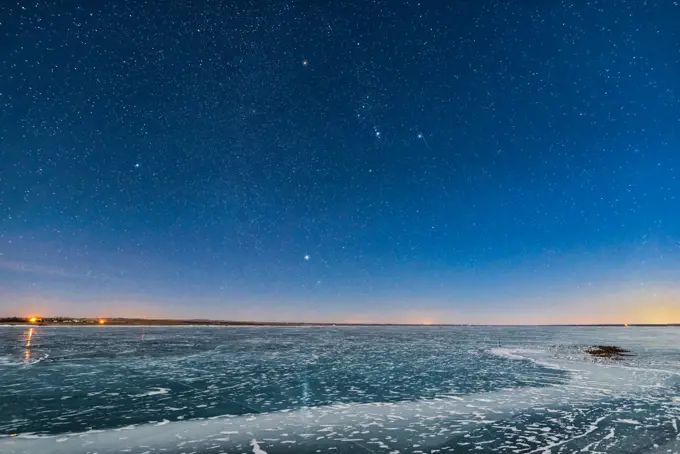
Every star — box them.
[302,59,309,67]
[304,255,310,261]
[134,163,140,168]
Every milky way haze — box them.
[1,1,679,323]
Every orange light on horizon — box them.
[98,319,106,325]
[29,317,38,323]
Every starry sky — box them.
[1,0,679,324]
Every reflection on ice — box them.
[24,328,33,362]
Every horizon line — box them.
[2,316,678,327]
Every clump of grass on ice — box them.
[585,345,632,360]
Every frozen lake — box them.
[1,325,679,453]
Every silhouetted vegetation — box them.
[585,345,632,359]
[0,317,28,323]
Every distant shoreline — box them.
[0,317,678,327]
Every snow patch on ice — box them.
[614,418,641,425]
[489,348,540,361]
[251,438,268,454]
[488,347,560,369]
[134,387,170,397]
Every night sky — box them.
[1,1,679,324]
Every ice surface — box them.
[1,325,679,453]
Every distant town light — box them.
[99,319,106,325]
[29,317,38,323]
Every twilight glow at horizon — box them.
[1,1,678,324]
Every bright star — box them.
[134,163,140,168]
[304,255,310,261]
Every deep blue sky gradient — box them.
[1,0,679,322]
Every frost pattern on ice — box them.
[1,325,679,453]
